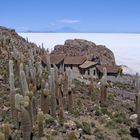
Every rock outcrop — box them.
[52,39,116,65]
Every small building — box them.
[96,65,122,79]
[50,54,65,71]
[64,56,86,76]
[79,60,98,77]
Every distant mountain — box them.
[21,27,140,33]
[23,27,79,33]
[54,27,79,33]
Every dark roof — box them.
[64,56,86,65]
[96,65,122,73]
[50,54,65,64]
[79,60,97,69]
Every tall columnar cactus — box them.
[57,74,64,107]
[25,64,30,84]
[37,109,44,138]
[28,49,34,65]
[15,93,23,111]
[26,91,34,128]
[47,53,51,74]
[20,68,29,96]
[36,62,43,88]
[9,60,17,127]
[41,82,50,114]
[100,67,108,105]
[0,132,5,140]
[67,68,73,112]
[49,68,56,117]
[137,91,140,124]
[59,106,64,122]
[11,46,20,60]
[9,60,14,75]
[2,122,10,140]
[32,95,38,122]
[135,73,140,113]
[135,73,139,92]
[20,98,32,140]
[88,77,94,96]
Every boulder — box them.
[52,39,116,65]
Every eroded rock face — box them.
[52,39,116,65]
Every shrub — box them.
[117,128,128,137]
[94,128,104,140]
[82,122,91,135]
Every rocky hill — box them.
[52,39,116,65]
[0,26,44,79]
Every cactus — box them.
[36,62,43,88]
[135,73,139,92]
[31,95,38,122]
[0,132,5,140]
[137,91,140,124]
[28,49,34,65]
[57,75,64,107]
[25,64,30,84]
[11,46,20,60]
[59,106,64,122]
[20,69,29,96]
[47,53,51,74]
[9,61,17,127]
[37,109,44,137]
[100,67,108,105]
[49,68,57,117]
[2,122,10,140]
[20,99,32,140]
[9,60,13,75]
[135,73,140,113]
[15,93,23,110]
[26,92,34,128]
[41,84,50,114]
[67,68,73,112]
[88,77,93,96]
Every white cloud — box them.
[58,19,80,24]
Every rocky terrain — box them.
[0,26,140,140]
[52,39,116,65]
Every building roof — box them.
[50,54,65,64]
[79,60,97,69]
[64,56,86,65]
[96,65,122,73]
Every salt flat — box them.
[19,33,140,74]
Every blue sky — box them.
[0,0,140,32]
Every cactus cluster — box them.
[7,46,75,139]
